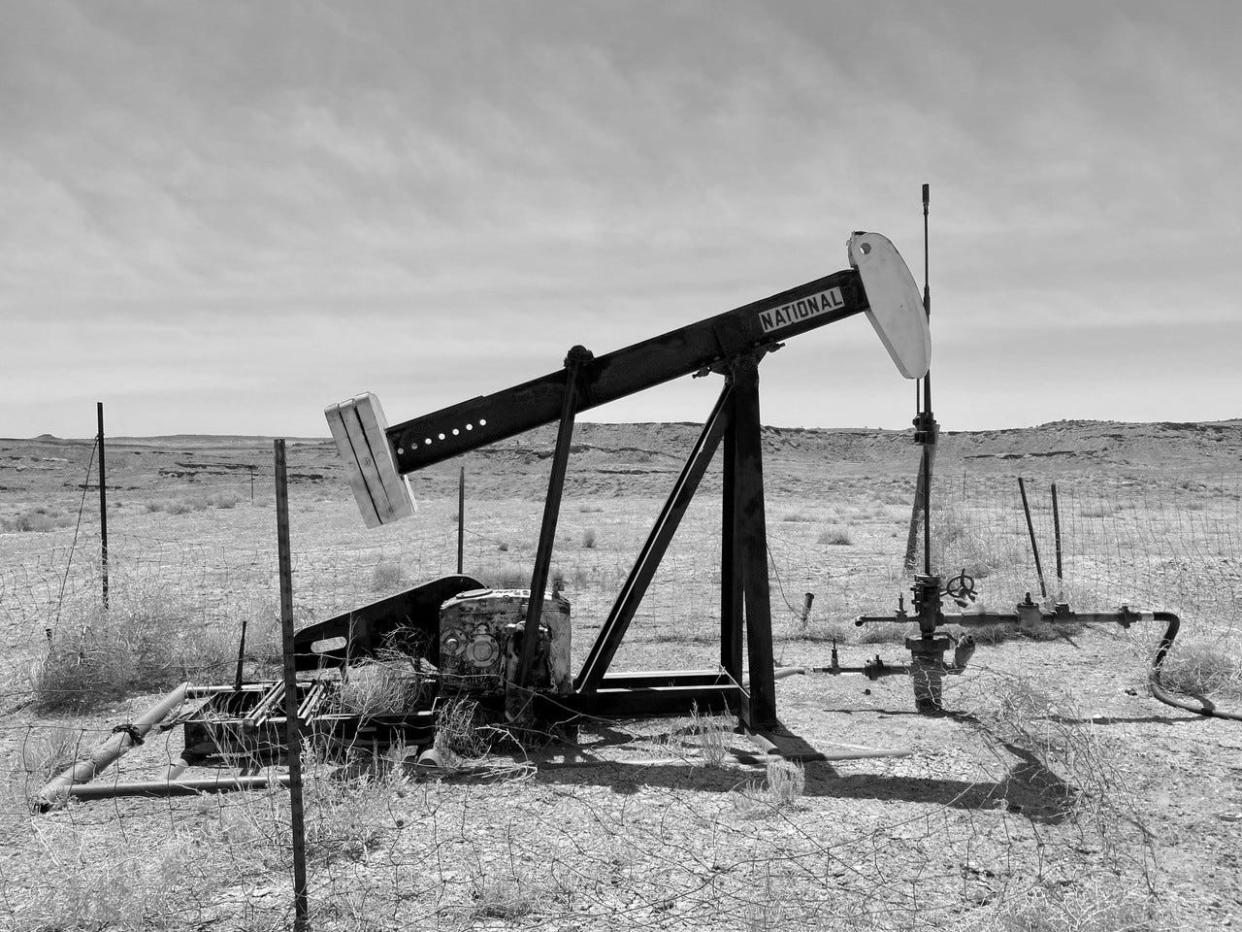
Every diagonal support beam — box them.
[518,346,593,688]
[575,381,734,691]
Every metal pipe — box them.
[741,666,810,687]
[1017,477,1047,598]
[1050,482,1063,583]
[60,774,293,801]
[187,683,268,697]
[1146,612,1241,721]
[809,663,912,679]
[35,682,190,811]
[921,182,933,578]
[97,401,108,610]
[234,616,248,691]
[247,682,285,722]
[457,466,465,574]
[942,607,1240,721]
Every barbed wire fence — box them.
[2,458,1238,930]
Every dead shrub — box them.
[336,657,427,718]
[468,872,541,921]
[1158,639,1242,700]
[689,703,730,767]
[958,878,1170,932]
[370,559,407,592]
[857,621,916,644]
[205,491,239,509]
[1,506,72,533]
[18,727,82,785]
[817,525,853,546]
[434,696,492,759]
[32,591,237,712]
[732,759,806,816]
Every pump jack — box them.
[306,231,930,751]
[30,228,933,812]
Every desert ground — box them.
[1,419,1240,930]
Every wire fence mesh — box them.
[2,459,1239,930]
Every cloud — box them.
[2,1,1239,436]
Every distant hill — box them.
[4,420,1238,503]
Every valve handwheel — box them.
[945,570,976,603]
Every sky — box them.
[3,0,1240,438]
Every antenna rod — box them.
[921,183,933,577]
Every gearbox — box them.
[438,588,572,699]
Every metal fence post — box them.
[274,440,310,930]
[97,402,108,609]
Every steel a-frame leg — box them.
[576,382,734,691]
[726,356,777,728]
[573,356,777,730]
[518,346,593,687]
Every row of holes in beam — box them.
[397,418,488,455]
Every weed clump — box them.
[145,491,241,515]
[336,657,426,717]
[817,525,853,546]
[781,512,814,523]
[689,703,730,767]
[1158,639,1242,700]
[732,759,806,816]
[1,505,72,533]
[370,559,407,592]
[33,592,248,712]
[435,697,492,759]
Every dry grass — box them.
[2,439,1239,930]
[1157,638,1242,700]
[818,525,854,545]
[689,703,730,767]
[953,879,1171,932]
[9,822,240,931]
[335,656,427,717]
[32,592,244,712]
[16,727,81,784]
[369,558,407,591]
[1,505,75,533]
[732,758,806,817]
[434,696,493,758]
[146,492,241,515]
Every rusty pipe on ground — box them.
[57,773,293,802]
[35,682,190,811]
[854,596,1242,720]
[741,666,815,688]
[1144,612,1242,721]
[933,607,1239,722]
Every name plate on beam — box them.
[325,392,415,527]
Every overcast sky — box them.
[3,1,1239,438]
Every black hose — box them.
[1148,612,1242,721]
